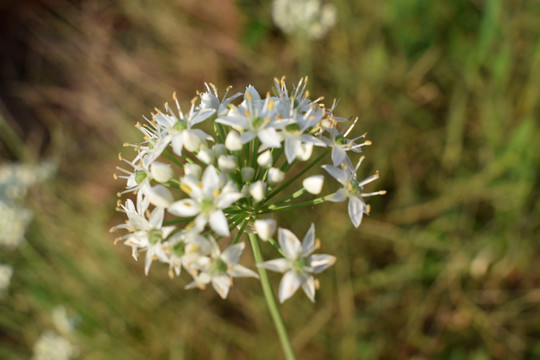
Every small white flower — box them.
[254,219,277,241]
[197,148,215,165]
[259,224,335,303]
[303,175,324,194]
[185,238,259,299]
[184,163,202,178]
[322,159,385,227]
[32,331,78,360]
[168,165,243,236]
[0,263,13,291]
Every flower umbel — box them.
[113,76,384,359]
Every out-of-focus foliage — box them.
[0,0,539,359]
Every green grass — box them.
[1,0,539,359]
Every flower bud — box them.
[218,155,237,173]
[150,161,174,183]
[303,175,324,194]
[184,163,202,178]
[225,130,243,151]
[212,144,227,157]
[197,148,215,164]
[241,167,255,182]
[183,130,205,152]
[249,181,267,202]
[257,150,273,168]
[268,167,285,185]
[254,219,277,241]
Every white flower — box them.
[184,163,202,178]
[162,229,213,278]
[0,200,33,248]
[259,224,335,303]
[114,192,175,274]
[168,165,243,236]
[185,238,259,299]
[254,219,277,241]
[197,148,215,165]
[322,159,385,227]
[303,175,324,194]
[32,331,78,360]
[322,117,371,167]
[0,263,13,291]
[199,82,242,116]
[216,86,284,151]
[153,94,215,155]
[272,0,337,40]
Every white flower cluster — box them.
[272,0,337,40]
[113,77,384,302]
[32,331,78,360]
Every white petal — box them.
[212,275,231,299]
[348,197,365,228]
[303,175,324,194]
[254,219,277,241]
[331,146,347,166]
[201,165,220,192]
[171,135,184,156]
[216,189,243,209]
[278,228,302,259]
[284,137,298,164]
[278,270,302,303]
[245,85,261,101]
[240,131,257,144]
[301,223,316,257]
[268,168,285,185]
[148,207,164,228]
[309,254,336,274]
[229,264,259,278]
[322,165,347,185]
[148,185,174,208]
[301,275,316,302]
[258,128,282,148]
[209,210,230,236]
[182,130,205,152]
[327,189,347,203]
[168,199,200,217]
[222,242,245,265]
[218,155,237,173]
[258,258,289,273]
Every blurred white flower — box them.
[0,262,13,292]
[272,0,337,40]
[32,331,78,360]
[0,201,33,248]
[186,239,258,299]
[254,218,277,241]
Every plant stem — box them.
[248,233,296,360]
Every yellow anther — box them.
[245,92,252,101]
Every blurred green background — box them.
[1,0,539,359]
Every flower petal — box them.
[209,210,230,236]
[278,228,302,259]
[168,199,200,217]
[212,275,231,299]
[278,270,302,303]
[348,197,366,228]
[308,254,336,274]
[258,258,289,273]
[301,223,316,257]
[222,242,245,265]
[301,275,316,302]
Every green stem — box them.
[248,233,296,360]
[260,193,334,213]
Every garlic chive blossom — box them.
[113,76,383,303]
